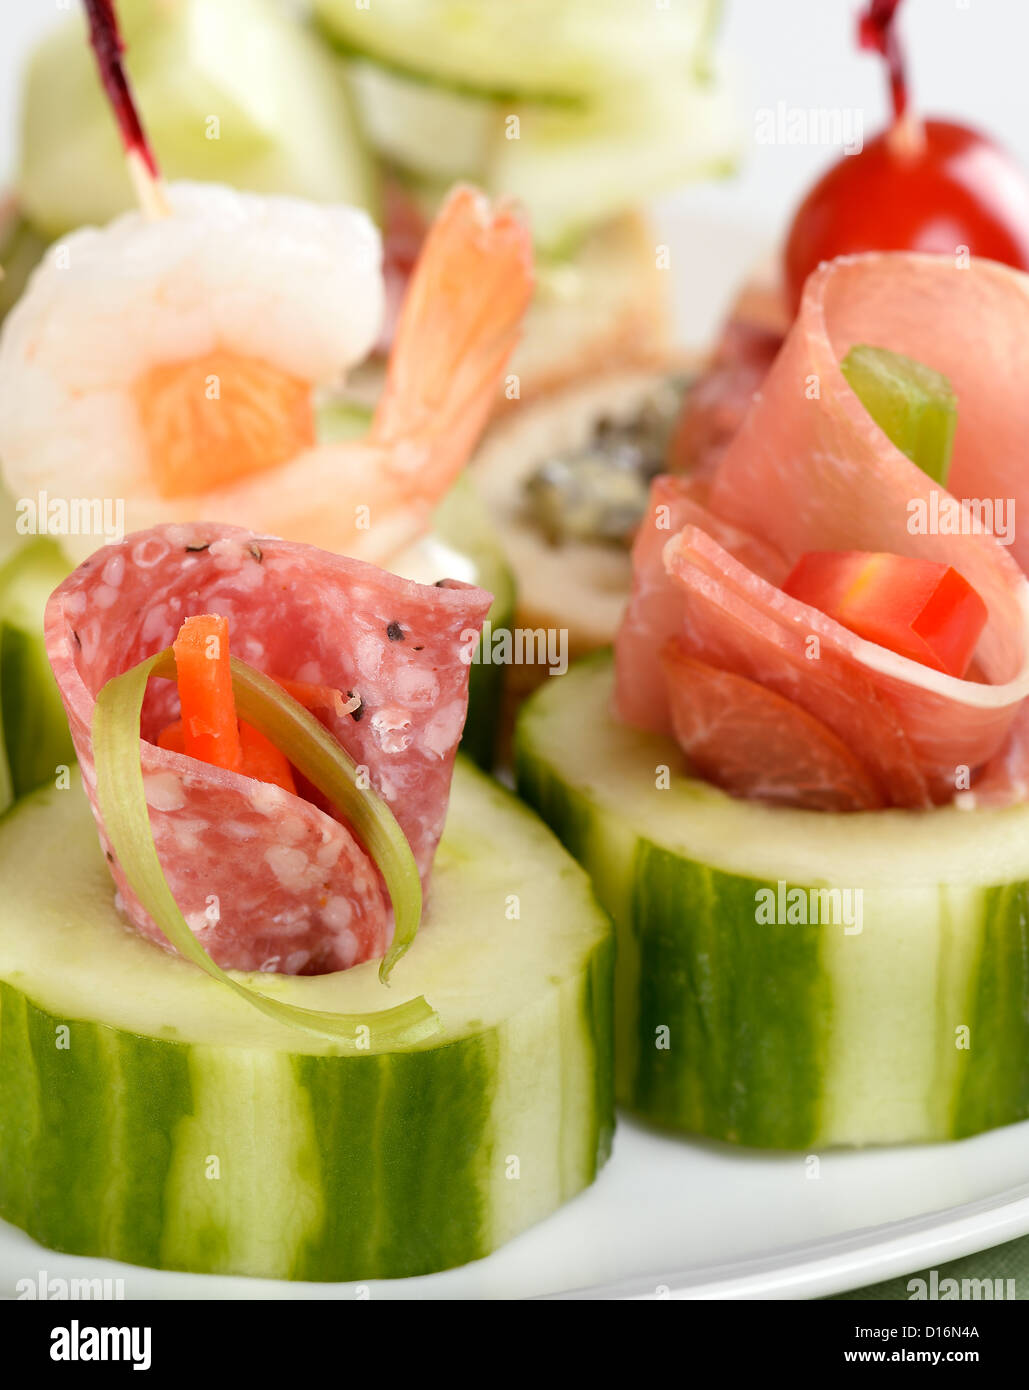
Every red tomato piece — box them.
[782,551,988,678]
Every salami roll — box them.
[45,522,490,975]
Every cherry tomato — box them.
[784,120,1029,312]
[782,550,988,677]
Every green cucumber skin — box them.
[461,606,510,769]
[952,883,1029,1139]
[0,539,76,808]
[0,985,193,1268]
[432,477,516,770]
[631,845,827,1147]
[0,760,613,1282]
[0,209,47,326]
[0,943,612,1281]
[515,660,1029,1150]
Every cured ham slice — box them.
[661,640,884,812]
[614,475,788,732]
[46,522,491,973]
[663,525,1029,806]
[710,254,1029,659]
[669,319,784,478]
[669,270,789,478]
[616,252,1029,809]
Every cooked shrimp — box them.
[0,182,533,563]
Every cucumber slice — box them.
[316,0,722,102]
[349,59,499,184]
[0,760,612,1280]
[0,539,75,812]
[515,653,1029,1149]
[348,58,738,251]
[17,0,378,239]
[0,201,47,326]
[842,345,958,486]
[432,479,517,769]
[488,76,738,253]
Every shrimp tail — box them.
[370,185,534,492]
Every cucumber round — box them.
[429,480,517,769]
[17,0,378,239]
[0,760,612,1280]
[0,539,76,813]
[349,59,499,184]
[515,653,1029,1150]
[316,0,722,102]
[487,76,738,253]
[0,202,47,327]
[348,58,737,252]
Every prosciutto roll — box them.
[616,253,1029,809]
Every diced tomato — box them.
[782,551,988,678]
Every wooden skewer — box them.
[126,148,172,222]
[82,0,170,221]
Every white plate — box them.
[4,1115,1028,1300]
[3,0,1029,1310]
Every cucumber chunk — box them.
[348,56,738,251]
[316,0,722,101]
[842,344,958,486]
[431,478,517,768]
[0,760,612,1280]
[0,539,75,812]
[349,59,499,184]
[515,653,1029,1148]
[489,78,738,253]
[17,0,378,239]
[0,202,47,326]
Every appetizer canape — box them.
[495,0,1029,687]
[517,250,1029,1149]
[0,524,613,1278]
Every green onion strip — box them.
[92,648,438,1049]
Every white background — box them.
[4,1,1029,341]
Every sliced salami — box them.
[45,522,491,974]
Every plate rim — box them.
[553,1181,1029,1300]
